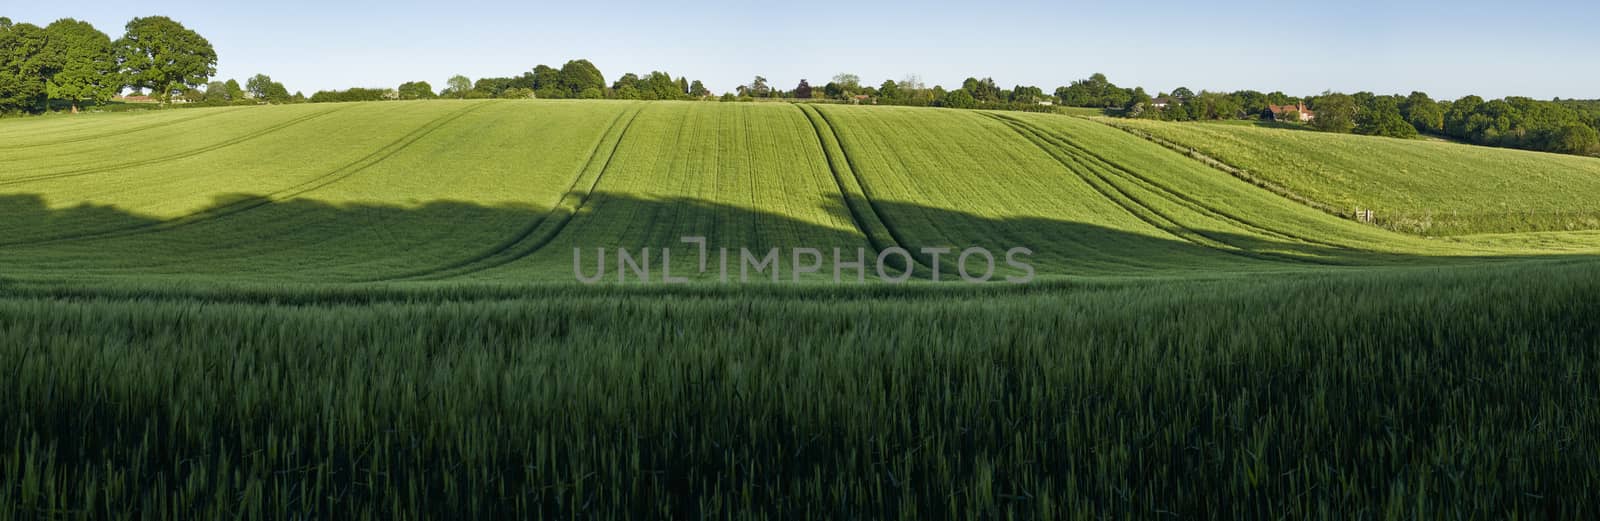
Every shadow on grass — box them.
[0,191,1593,287]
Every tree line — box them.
[1060,73,1599,156]
[0,16,302,113]
[310,60,708,103]
[714,73,1054,113]
[8,18,1595,157]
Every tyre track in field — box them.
[985,113,1343,266]
[0,106,351,187]
[992,113,1354,251]
[0,107,249,151]
[0,102,488,249]
[374,104,646,281]
[797,104,956,278]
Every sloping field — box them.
[5,101,1600,518]
[1104,118,1600,235]
[462,102,871,283]
[0,100,630,282]
[2,101,1599,285]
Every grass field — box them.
[2,100,1599,518]
[1103,117,1600,235]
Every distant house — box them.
[1267,102,1315,122]
[1149,96,1176,109]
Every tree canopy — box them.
[444,75,471,99]
[1056,73,1133,108]
[247,73,291,103]
[396,80,434,100]
[114,16,216,103]
[43,19,117,111]
[0,18,51,113]
[559,59,605,97]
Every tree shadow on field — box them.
[0,191,1595,285]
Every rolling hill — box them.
[5,100,1600,518]
[1105,117,1600,235]
[3,100,1598,285]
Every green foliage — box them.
[1189,90,1245,120]
[247,73,291,103]
[535,86,566,99]
[308,87,392,103]
[876,79,900,100]
[114,16,217,103]
[42,18,117,110]
[1355,98,1418,139]
[396,80,435,100]
[1009,84,1045,104]
[558,59,605,97]
[741,75,770,97]
[202,80,229,105]
[444,74,471,99]
[938,88,976,109]
[0,19,51,113]
[1056,73,1133,108]
[640,71,681,100]
[831,72,860,90]
[578,86,603,99]
[961,76,1002,103]
[471,76,514,97]
[1401,91,1444,133]
[1550,122,1600,155]
[1443,95,1600,155]
[531,64,560,91]
[1309,92,1357,133]
[614,83,640,100]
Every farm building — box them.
[1149,96,1176,109]
[1267,102,1315,122]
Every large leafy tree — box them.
[877,79,900,101]
[246,73,290,103]
[114,16,217,103]
[42,19,116,112]
[558,59,604,97]
[444,74,471,99]
[1310,92,1358,133]
[1401,91,1444,133]
[396,80,435,100]
[746,75,769,97]
[0,18,52,113]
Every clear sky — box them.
[7,0,1597,100]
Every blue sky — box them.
[8,0,1597,100]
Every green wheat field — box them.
[3,100,1599,518]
